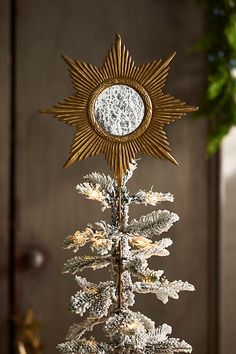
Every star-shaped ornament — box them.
[42,34,198,185]
[14,307,42,354]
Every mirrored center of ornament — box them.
[94,84,145,136]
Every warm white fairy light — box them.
[146,190,174,205]
[79,184,104,201]
[123,319,143,334]
[67,230,88,248]
[88,189,103,201]
[129,236,152,249]
[132,189,174,207]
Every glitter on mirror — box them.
[94,85,145,136]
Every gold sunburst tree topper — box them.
[42,34,197,185]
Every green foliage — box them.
[195,0,236,154]
[207,66,229,100]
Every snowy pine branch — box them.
[145,323,192,353]
[64,224,113,256]
[104,310,155,350]
[127,210,179,238]
[104,310,192,353]
[83,172,115,193]
[65,318,105,341]
[76,171,117,212]
[130,237,173,258]
[76,183,110,210]
[57,338,109,354]
[134,278,195,304]
[70,278,116,318]
[131,189,174,206]
[63,255,111,274]
[146,338,192,353]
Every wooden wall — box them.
[0,1,11,353]
[220,128,236,354]
[0,1,221,354]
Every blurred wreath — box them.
[195,0,236,154]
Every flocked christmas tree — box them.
[57,161,194,354]
[42,34,198,353]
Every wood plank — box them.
[14,1,211,353]
[207,152,220,354]
[0,0,11,352]
[220,128,236,354]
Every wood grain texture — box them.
[0,0,11,352]
[220,129,236,354]
[14,1,209,353]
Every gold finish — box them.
[41,34,198,184]
[14,307,42,354]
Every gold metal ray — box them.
[41,34,198,184]
[153,95,197,124]
[101,34,135,78]
[41,96,86,127]
[145,129,171,152]
[141,133,178,165]
[139,135,164,160]
[62,55,101,94]
[64,130,102,168]
[133,53,175,90]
